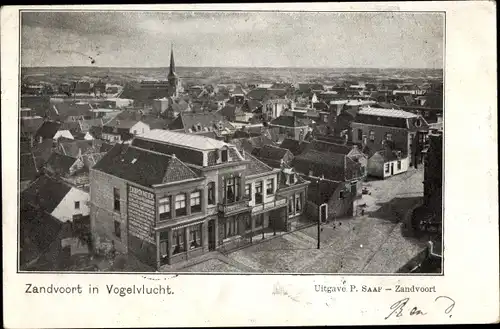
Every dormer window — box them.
[221,149,228,162]
[290,174,295,184]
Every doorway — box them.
[208,219,216,251]
[390,163,394,176]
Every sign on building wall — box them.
[128,185,156,244]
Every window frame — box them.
[357,129,363,141]
[158,196,171,221]
[255,181,263,204]
[190,190,202,213]
[245,183,252,201]
[175,194,187,217]
[189,224,202,249]
[266,178,274,195]
[397,160,402,170]
[207,182,215,205]
[114,220,121,239]
[369,130,375,142]
[74,201,80,210]
[113,187,120,212]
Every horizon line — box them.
[22,65,444,70]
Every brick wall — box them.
[89,169,129,253]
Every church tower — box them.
[167,44,179,97]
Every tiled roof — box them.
[60,121,81,132]
[81,152,107,169]
[20,153,39,181]
[93,144,199,187]
[231,135,275,154]
[21,175,72,213]
[138,129,229,151]
[52,102,93,119]
[103,118,143,129]
[45,153,78,176]
[269,115,309,128]
[244,153,274,176]
[35,121,61,140]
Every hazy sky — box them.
[21,11,444,69]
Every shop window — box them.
[288,196,294,214]
[224,218,239,238]
[266,178,274,195]
[190,191,202,213]
[114,220,121,239]
[255,181,263,204]
[207,182,215,205]
[189,224,202,249]
[255,214,264,228]
[159,231,168,257]
[113,188,120,212]
[158,196,171,220]
[175,194,187,217]
[172,228,184,255]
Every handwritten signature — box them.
[385,296,455,320]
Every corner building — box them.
[90,130,306,269]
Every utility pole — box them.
[317,177,324,249]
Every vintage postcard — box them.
[2,2,498,327]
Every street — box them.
[166,167,427,273]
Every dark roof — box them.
[310,139,353,155]
[20,153,39,181]
[81,152,106,169]
[279,138,309,156]
[245,99,263,112]
[230,135,275,154]
[60,121,81,132]
[57,139,94,158]
[293,150,346,181]
[21,175,72,213]
[35,121,61,140]
[217,104,243,119]
[269,115,309,128]
[103,118,143,130]
[252,145,290,161]
[246,88,268,101]
[354,114,408,128]
[51,102,93,119]
[298,83,324,93]
[45,153,78,176]
[307,179,343,204]
[245,153,274,176]
[93,144,200,187]
[32,139,55,165]
[168,112,234,133]
[20,202,62,265]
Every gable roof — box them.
[310,139,353,155]
[35,121,62,140]
[51,102,93,119]
[246,88,269,101]
[45,153,79,176]
[57,139,95,158]
[93,144,199,187]
[21,175,72,213]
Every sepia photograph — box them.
[3,3,499,328]
[18,10,445,274]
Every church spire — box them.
[169,43,176,77]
